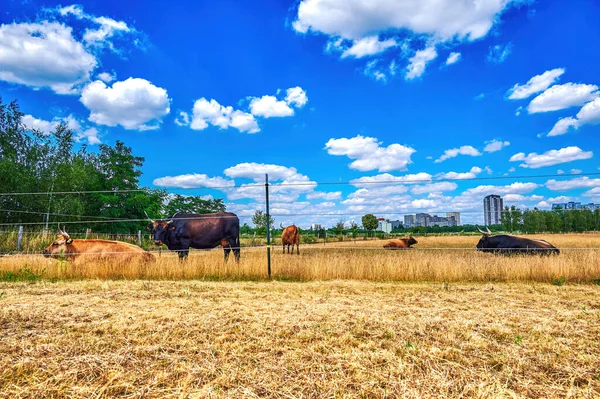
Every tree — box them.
[332,219,345,240]
[349,221,359,239]
[362,214,378,236]
[252,210,274,234]
[500,206,512,231]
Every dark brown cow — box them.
[383,236,418,250]
[43,226,155,264]
[280,223,300,255]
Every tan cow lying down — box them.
[43,226,155,264]
[383,236,418,250]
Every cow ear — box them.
[169,225,176,230]
[66,239,73,244]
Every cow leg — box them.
[282,243,285,254]
[221,239,231,262]
[296,243,300,255]
[178,249,188,262]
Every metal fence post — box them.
[265,174,271,279]
[17,226,23,251]
[137,230,142,246]
[85,228,91,239]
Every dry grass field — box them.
[0,280,599,398]
[1,234,599,283]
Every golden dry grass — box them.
[1,234,599,282]
[0,280,598,398]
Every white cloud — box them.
[463,182,539,196]
[0,22,97,94]
[571,169,582,175]
[292,0,519,41]
[508,167,516,172]
[350,172,432,187]
[546,177,600,191]
[341,36,397,58]
[22,114,100,144]
[509,146,593,169]
[411,182,457,195]
[557,169,564,175]
[249,96,294,117]
[483,139,510,153]
[434,145,482,163]
[58,4,137,51]
[224,163,316,201]
[445,52,461,65]
[527,83,599,114]
[153,174,235,189]
[325,135,416,172]
[405,46,437,80]
[285,87,308,108]
[487,43,512,64]
[306,191,342,200]
[546,97,600,137]
[506,68,565,100]
[503,194,544,202]
[97,72,116,83]
[190,98,259,133]
[583,187,600,197]
[364,60,388,82]
[174,111,190,126]
[22,114,60,134]
[80,78,171,130]
[436,166,483,180]
[249,87,308,118]
[547,117,578,137]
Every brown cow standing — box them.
[383,236,418,250]
[280,223,300,255]
[43,226,155,264]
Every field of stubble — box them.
[0,280,599,398]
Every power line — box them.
[0,171,596,196]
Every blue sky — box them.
[2,0,600,226]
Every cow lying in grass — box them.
[383,236,418,250]
[475,227,559,255]
[43,226,155,264]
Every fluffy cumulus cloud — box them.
[97,72,116,83]
[0,22,97,94]
[153,174,234,189]
[405,46,437,80]
[486,43,513,63]
[506,68,565,100]
[187,98,258,133]
[436,166,483,180]
[434,145,482,163]
[509,146,593,169]
[249,86,308,118]
[22,114,101,144]
[0,5,142,95]
[325,135,416,172]
[292,0,522,82]
[445,52,461,65]
[527,83,599,114]
[483,139,510,153]
[411,182,457,195]
[80,78,171,130]
[547,98,600,137]
[463,182,539,196]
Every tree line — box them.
[0,98,224,233]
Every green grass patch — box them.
[0,267,46,282]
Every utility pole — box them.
[265,174,271,279]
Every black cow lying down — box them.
[476,227,559,255]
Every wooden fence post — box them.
[17,226,23,251]
[85,228,91,239]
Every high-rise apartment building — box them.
[484,195,503,226]
[446,212,461,226]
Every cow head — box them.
[475,227,492,251]
[43,225,74,258]
[145,211,176,246]
[407,236,418,246]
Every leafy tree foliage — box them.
[163,194,225,217]
[361,214,378,232]
[0,97,226,233]
[252,210,274,234]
